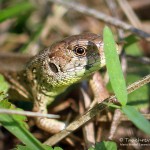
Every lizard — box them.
[0,32,106,133]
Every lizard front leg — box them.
[32,93,66,133]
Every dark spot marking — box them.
[85,64,92,70]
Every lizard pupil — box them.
[49,63,58,73]
[74,46,86,56]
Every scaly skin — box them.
[0,33,105,133]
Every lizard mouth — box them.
[65,60,100,75]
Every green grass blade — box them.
[0,74,47,150]
[103,26,127,106]
[14,144,54,150]
[0,2,34,22]
[0,100,47,150]
[0,75,9,100]
[122,105,150,135]
[88,141,117,150]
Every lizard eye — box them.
[73,46,86,56]
[49,63,58,73]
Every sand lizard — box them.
[0,33,106,133]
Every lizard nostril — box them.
[49,63,58,73]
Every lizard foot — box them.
[35,117,66,133]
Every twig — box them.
[104,0,124,38]
[117,0,142,28]
[48,0,150,41]
[130,0,150,11]
[0,108,59,118]
[108,109,122,140]
[98,113,150,122]
[80,83,95,148]
[89,71,109,107]
[44,74,150,146]
[127,55,150,64]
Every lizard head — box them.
[29,33,106,93]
